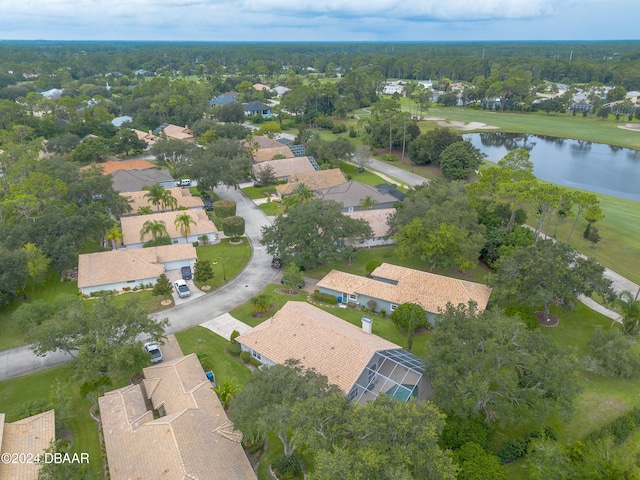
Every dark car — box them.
[271,257,282,269]
[181,266,193,280]
[204,201,214,211]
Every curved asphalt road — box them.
[0,185,278,382]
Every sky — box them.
[1,0,638,42]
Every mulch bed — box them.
[275,289,300,296]
[535,311,560,327]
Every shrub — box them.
[249,358,261,367]
[227,342,242,356]
[192,241,199,247]
[366,299,378,312]
[214,200,236,219]
[441,415,494,450]
[196,351,214,372]
[497,434,534,464]
[271,453,304,480]
[505,305,539,330]
[152,273,173,297]
[220,215,245,240]
[331,123,347,134]
[143,235,172,247]
[314,290,339,304]
[366,260,382,275]
[380,308,386,318]
[230,330,240,343]
[240,351,251,363]
[349,126,357,138]
[194,258,214,283]
[381,153,397,162]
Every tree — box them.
[152,273,173,297]
[490,239,612,320]
[0,247,27,308]
[27,295,169,380]
[71,136,111,163]
[439,140,486,180]
[215,102,245,123]
[260,199,372,269]
[408,127,462,165]
[351,145,371,172]
[193,257,214,283]
[37,440,94,480]
[188,139,250,196]
[583,224,601,248]
[21,243,50,299]
[160,189,178,211]
[213,380,241,410]
[566,191,602,243]
[455,442,505,480]
[143,184,167,211]
[280,264,305,293]
[293,183,313,203]
[174,212,196,241]
[424,303,581,426]
[255,164,277,187]
[359,195,377,210]
[390,302,428,351]
[615,290,640,336]
[139,219,168,242]
[220,215,245,241]
[150,138,197,175]
[228,360,340,458]
[588,326,640,378]
[105,222,124,250]
[524,438,571,480]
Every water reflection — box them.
[464,133,640,201]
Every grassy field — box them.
[194,239,252,289]
[0,363,124,479]
[229,283,309,327]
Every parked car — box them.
[143,342,163,363]
[180,179,191,187]
[271,257,282,269]
[181,266,193,280]
[204,201,214,211]
[174,279,191,298]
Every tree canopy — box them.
[260,199,372,269]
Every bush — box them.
[349,126,357,138]
[249,358,261,367]
[505,305,539,330]
[152,273,173,297]
[271,453,304,480]
[227,342,242,356]
[314,290,339,305]
[331,123,347,134]
[196,351,214,372]
[380,308,386,318]
[220,215,245,240]
[143,235,172,247]
[214,200,236,219]
[441,415,494,450]
[194,258,214,283]
[230,330,240,343]
[240,351,251,363]
[584,413,637,445]
[366,300,377,312]
[366,260,382,276]
[381,153,397,162]
[497,434,534,464]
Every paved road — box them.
[0,185,278,382]
[366,158,430,188]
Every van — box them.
[180,179,191,187]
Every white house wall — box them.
[81,276,158,296]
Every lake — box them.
[463,132,640,202]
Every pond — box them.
[463,132,640,202]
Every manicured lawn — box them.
[339,161,403,186]
[230,284,309,327]
[242,185,278,200]
[0,363,114,479]
[259,201,285,216]
[194,239,252,289]
[175,326,252,387]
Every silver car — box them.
[174,279,191,298]
[143,342,163,364]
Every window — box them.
[347,207,354,212]
[348,293,358,301]
[251,350,262,361]
[390,304,398,311]
[348,387,358,402]
[367,363,377,389]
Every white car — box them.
[174,279,191,298]
[143,342,163,364]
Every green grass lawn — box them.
[175,326,252,387]
[0,363,119,479]
[230,284,309,327]
[194,239,252,289]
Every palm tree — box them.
[174,213,197,242]
[139,220,168,242]
[105,223,124,250]
[360,195,378,210]
[616,290,640,336]
[160,190,178,211]
[294,183,313,204]
[281,194,299,212]
[143,184,166,211]
[250,294,272,316]
[137,206,153,215]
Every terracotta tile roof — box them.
[236,302,398,393]
[253,157,316,179]
[120,210,217,245]
[78,244,196,288]
[0,410,55,480]
[252,146,294,162]
[99,354,255,480]
[133,129,161,146]
[162,124,195,142]
[317,181,398,208]
[247,135,284,149]
[276,168,347,196]
[344,208,395,237]
[80,159,156,175]
[253,83,270,91]
[122,187,204,213]
[317,263,492,314]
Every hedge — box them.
[314,290,339,305]
[214,200,236,219]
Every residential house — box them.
[344,207,395,247]
[243,102,272,117]
[272,86,291,97]
[316,180,398,212]
[253,157,316,181]
[41,88,63,99]
[382,81,406,95]
[99,354,256,480]
[0,410,55,480]
[252,145,295,163]
[120,209,218,248]
[625,91,640,105]
[111,115,133,127]
[248,135,285,149]
[134,129,161,148]
[122,186,204,216]
[159,124,195,143]
[317,263,492,323]
[78,244,196,295]
[110,168,175,193]
[253,83,270,92]
[236,302,431,404]
[275,168,347,197]
[209,95,240,107]
[81,158,157,176]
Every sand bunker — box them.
[421,117,499,131]
[618,123,640,132]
